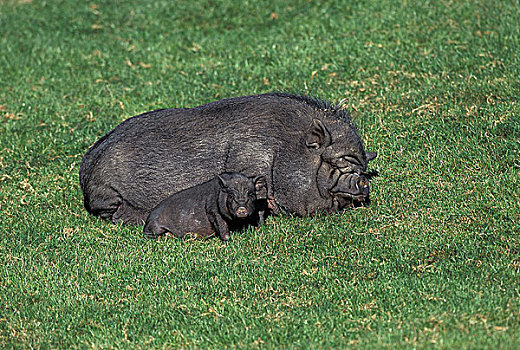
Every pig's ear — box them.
[366,152,377,162]
[305,119,331,149]
[217,174,230,189]
[252,175,267,199]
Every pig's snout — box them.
[357,175,370,196]
[235,206,249,218]
[329,173,370,198]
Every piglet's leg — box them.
[143,219,179,239]
[258,211,265,226]
[208,212,230,241]
[143,223,167,239]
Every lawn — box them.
[1,0,519,348]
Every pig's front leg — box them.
[207,211,231,241]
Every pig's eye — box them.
[340,155,361,166]
[333,155,360,169]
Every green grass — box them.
[1,0,519,348]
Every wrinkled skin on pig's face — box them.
[272,116,377,215]
[316,125,377,210]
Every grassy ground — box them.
[1,0,519,348]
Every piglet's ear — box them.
[305,119,331,149]
[366,152,377,162]
[252,175,267,199]
[217,174,230,189]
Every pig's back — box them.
[79,93,314,222]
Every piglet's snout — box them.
[235,207,248,218]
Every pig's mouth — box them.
[328,172,373,209]
[331,191,370,209]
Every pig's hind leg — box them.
[112,200,148,225]
[84,186,122,222]
[86,186,146,225]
